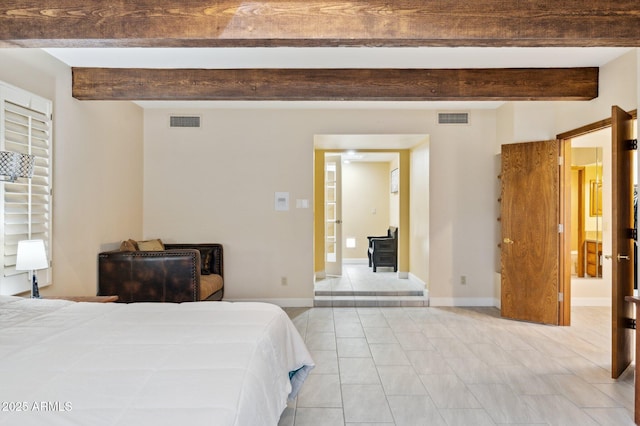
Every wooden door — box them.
[611,105,635,379]
[501,140,562,325]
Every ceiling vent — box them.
[170,115,201,128]
[438,112,469,125]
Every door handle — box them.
[605,254,631,262]
[503,238,514,244]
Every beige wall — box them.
[410,141,430,286]
[495,49,638,307]
[342,161,390,260]
[143,109,315,304]
[0,49,144,296]
[144,108,497,305]
[3,48,636,307]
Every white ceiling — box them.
[44,46,633,110]
[315,134,427,159]
[44,47,632,152]
[44,46,630,69]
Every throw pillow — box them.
[137,239,164,251]
[199,248,213,275]
[120,239,138,251]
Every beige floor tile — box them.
[521,394,600,425]
[334,321,365,338]
[393,332,435,350]
[437,408,496,426]
[309,350,338,375]
[336,337,372,358]
[467,383,544,423]
[495,365,556,395]
[420,374,482,408]
[291,408,345,426]
[583,407,636,426]
[305,332,337,351]
[338,357,380,385]
[406,350,455,375]
[369,343,410,366]
[377,366,427,396]
[363,327,398,344]
[286,284,632,426]
[297,374,342,408]
[386,395,446,426]
[342,384,393,423]
[546,374,620,408]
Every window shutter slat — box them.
[0,86,53,295]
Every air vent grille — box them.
[438,112,469,125]
[170,116,201,128]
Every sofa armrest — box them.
[98,249,201,303]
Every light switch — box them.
[275,192,289,211]
[296,199,310,209]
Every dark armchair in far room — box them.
[367,226,398,272]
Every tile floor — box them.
[314,264,427,307]
[279,304,635,425]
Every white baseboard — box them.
[572,297,611,307]
[429,297,497,307]
[223,298,314,308]
[315,271,326,280]
[408,273,426,288]
[343,258,368,264]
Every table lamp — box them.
[16,239,48,298]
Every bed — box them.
[0,296,314,426]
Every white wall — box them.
[0,49,144,296]
[143,108,498,305]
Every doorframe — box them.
[571,166,586,277]
[313,148,410,278]
[556,109,638,327]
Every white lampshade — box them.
[16,240,48,271]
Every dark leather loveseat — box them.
[98,243,224,303]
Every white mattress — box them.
[0,296,314,426]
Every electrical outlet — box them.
[281,276,288,286]
[460,275,467,285]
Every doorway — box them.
[322,150,400,277]
[570,130,610,307]
[313,134,429,306]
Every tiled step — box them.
[315,289,424,297]
[314,293,428,307]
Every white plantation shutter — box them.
[0,82,52,295]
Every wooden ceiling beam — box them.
[72,67,598,101]
[1,0,639,47]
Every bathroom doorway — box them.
[570,129,610,306]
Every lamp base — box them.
[31,272,40,299]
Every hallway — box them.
[314,263,427,307]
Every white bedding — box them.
[0,296,314,426]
